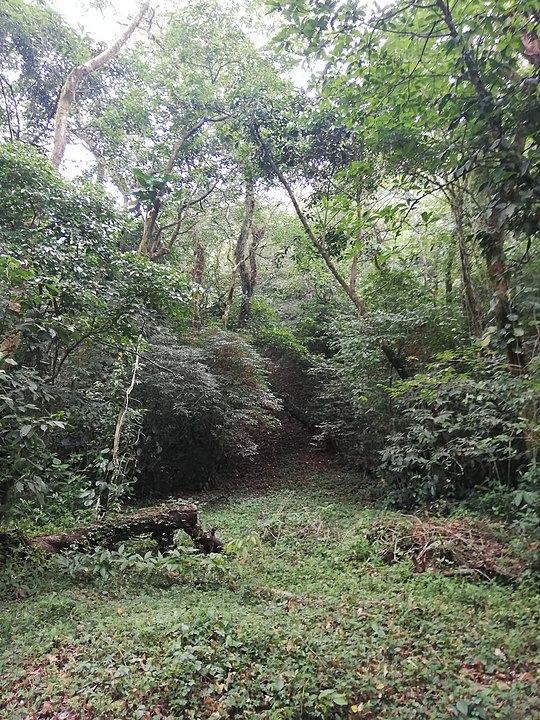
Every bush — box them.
[135,329,280,493]
[310,359,386,469]
[0,360,66,515]
[379,348,539,509]
[0,143,191,519]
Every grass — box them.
[1,466,539,720]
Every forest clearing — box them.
[1,430,539,719]
[1,0,539,717]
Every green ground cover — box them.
[1,467,538,720]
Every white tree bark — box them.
[50,1,150,170]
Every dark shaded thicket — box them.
[135,330,280,494]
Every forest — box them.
[0,0,539,718]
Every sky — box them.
[51,0,146,43]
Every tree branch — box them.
[50,1,151,169]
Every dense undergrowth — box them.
[1,465,539,720]
[1,1,540,717]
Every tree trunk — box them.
[350,252,359,292]
[253,125,367,318]
[50,1,150,169]
[221,271,237,329]
[222,182,265,329]
[0,504,224,556]
[191,227,205,336]
[381,344,409,381]
[484,236,523,370]
[436,0,524,369]
[413,226,436,299]
[138,119,219,257]
[447,189,483,337]
[253,125,409,379]
[100,336,143,513]
[235,179,256,328]
[139,203,160,256]
[444,238,455,304]
[238,226,264,328]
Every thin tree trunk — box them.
[350,253,359,292]
[253,126,367,318]
[139,202,160,256]
[238,225,264,328]
[50,1,150,169]
[235,179,256,328]
[192,227,205,336]
[444,239,455,303]
[414,226,435,296]
[447,189,483,337]
[381,344,409,381]
[105,336,143,509]
[254,125,409,379]
[138,123,220,257]
[221,271,237,329]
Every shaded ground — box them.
[2,479,539,720]
[216,416,344,497]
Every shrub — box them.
[379,348,538,508]
[310,359,386,469]
[0,143,191,519]
[0,360,66,516]
[135,329,280,493]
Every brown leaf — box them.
[41,700,54,717]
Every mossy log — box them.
[0,503,224,558]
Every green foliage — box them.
[246,298,309,360]
[255,325,308,359]
[2,478,539,719]
[380,350,539,509]
[471,462,540,531]
[56,530,261,583]
[309,356,386,470]
[131,168,175,213]
[136,329,280,492]
[0,0,87,145]
[0,143,191,518]
[304,268,466,469]
[0,359,65,514]
[56,543,226,583]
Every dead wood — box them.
[367,517,527,580]
[0,503,224,558]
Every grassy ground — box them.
[1,459,539,720]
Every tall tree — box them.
[50,0,150,169]
[270,0,540,368]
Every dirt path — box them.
[217,417,339,496]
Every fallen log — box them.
[0,503,224,558]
